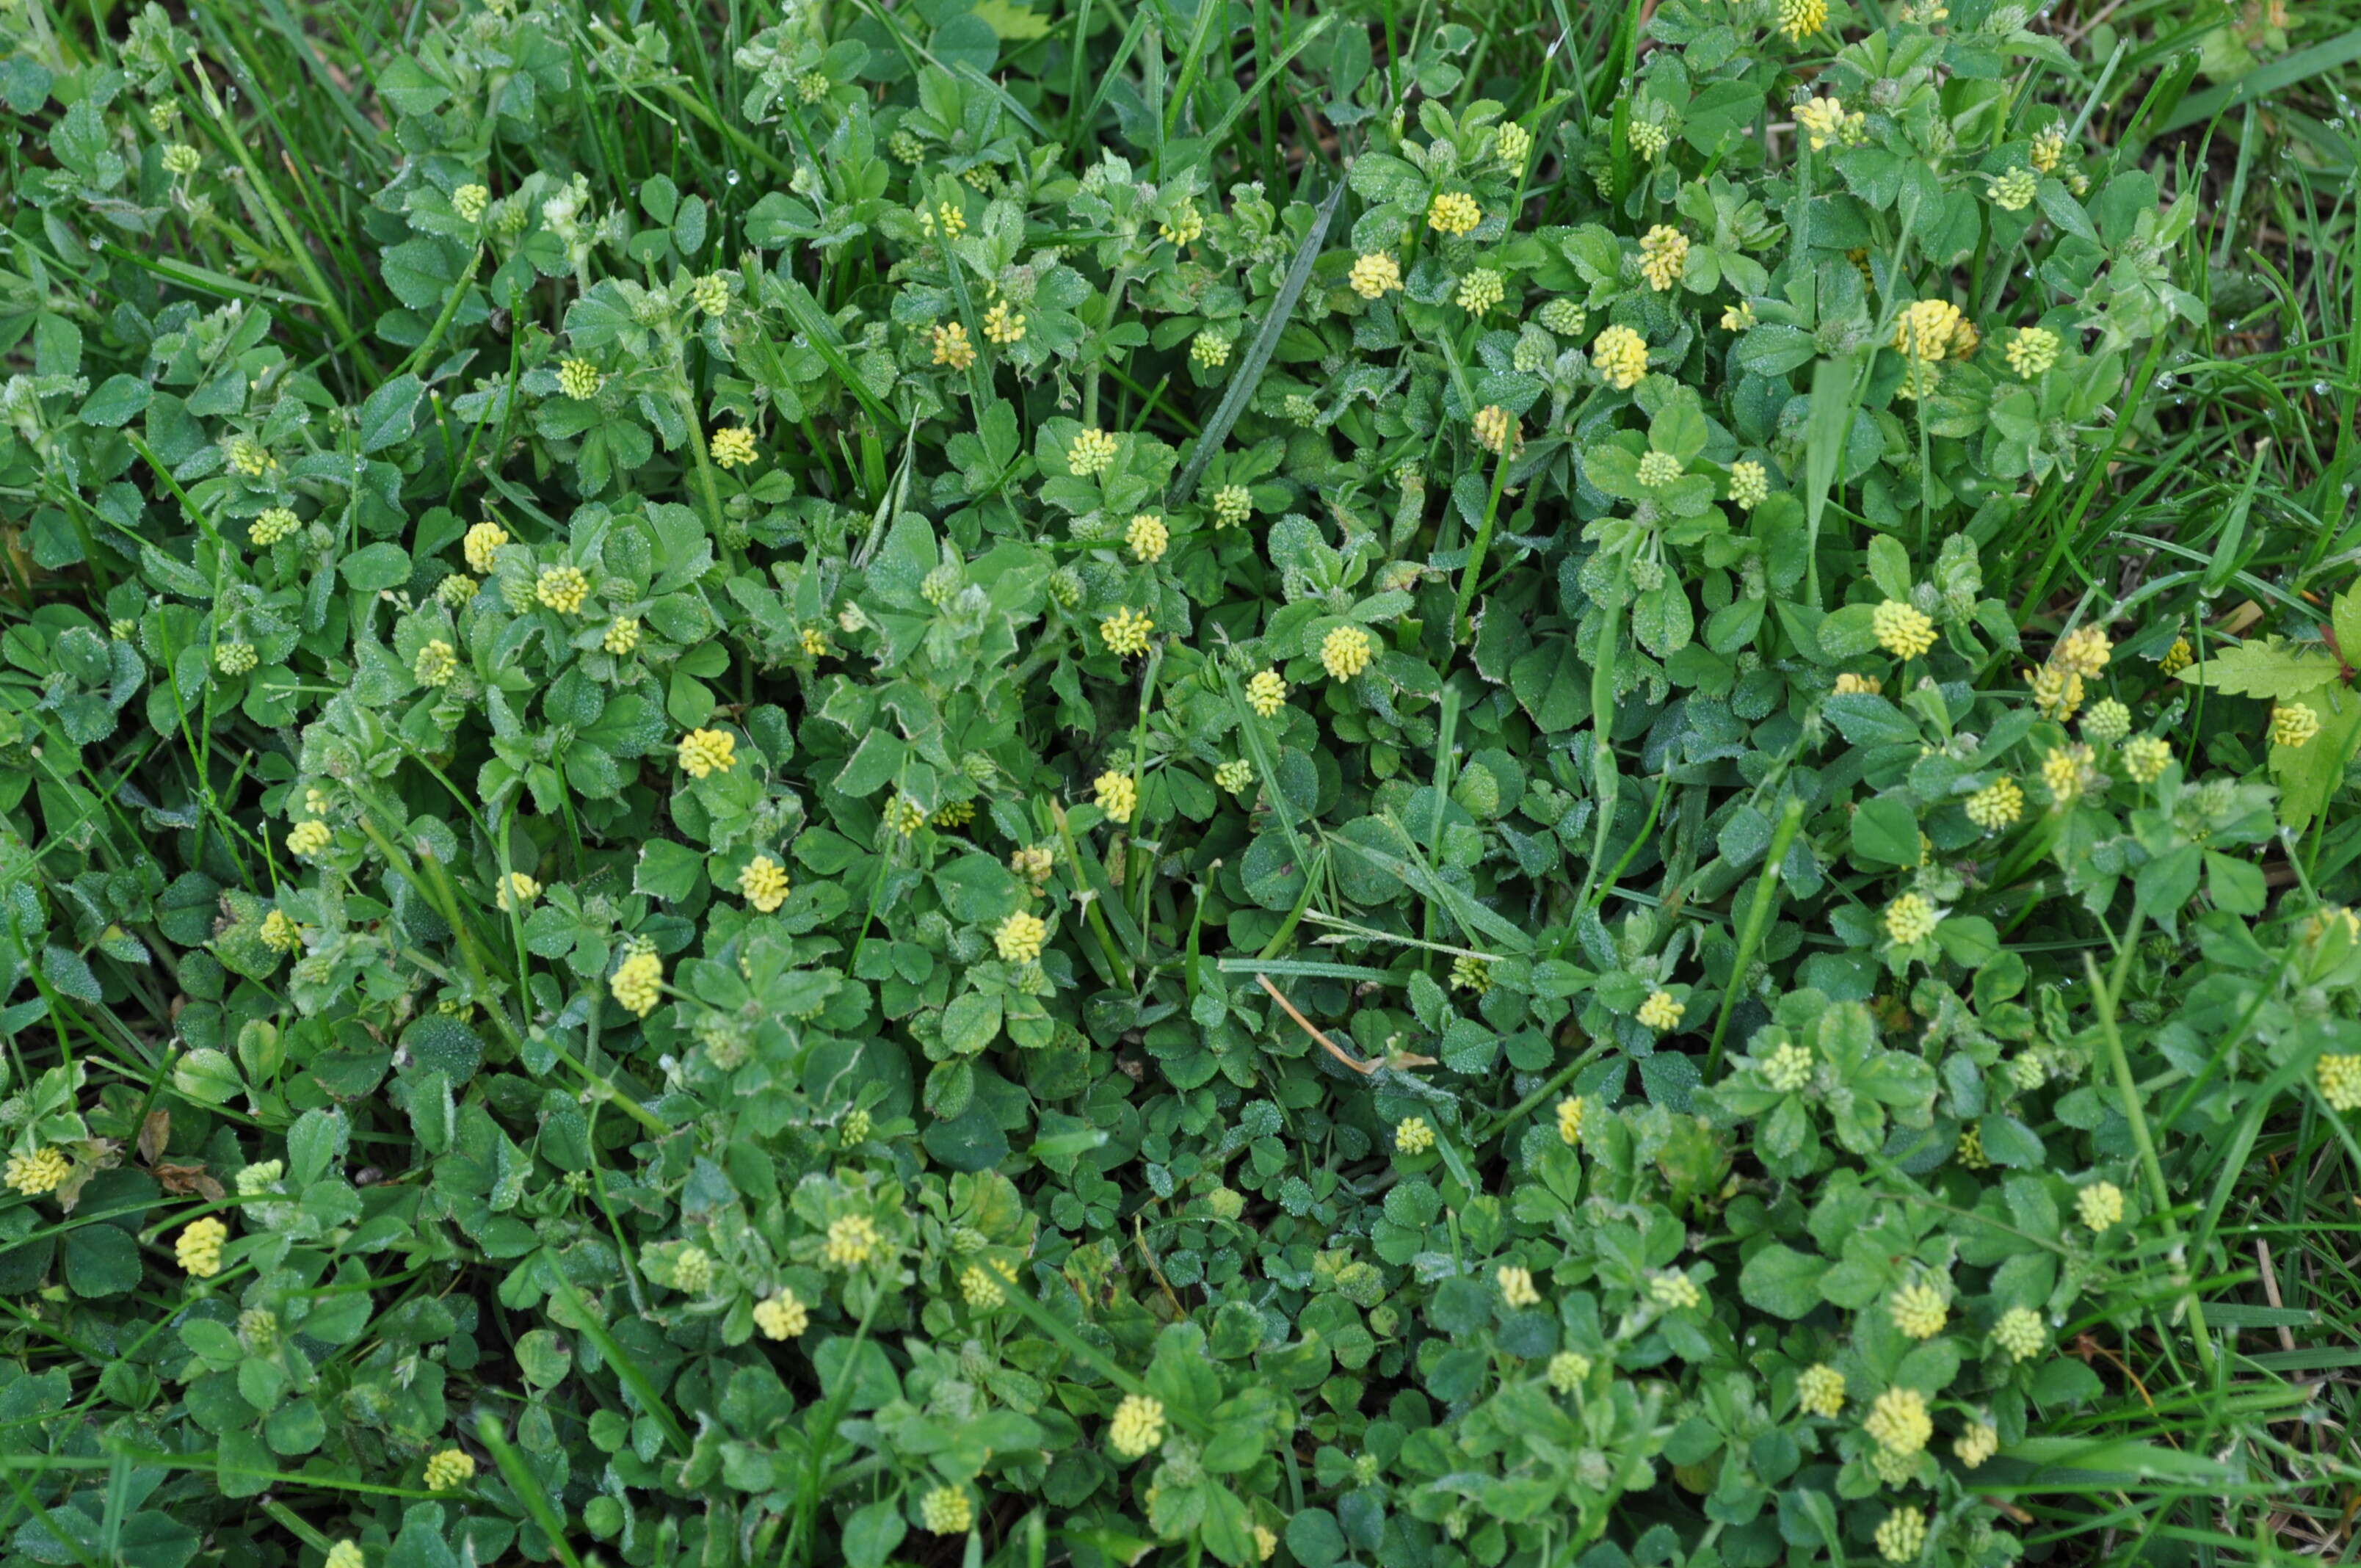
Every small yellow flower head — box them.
[1763,1041,1813,1092]
[1069,427,1120,476]
[611,951,664,1017]
[1592,324,1650,389]
[1730,460,1769,509]
[824,1213,882,1268]
[603,616,641,656]
[558,357,603,399]
[677,728,736,778]
[2006,326,2060,376]
[1472,404,1517,454]
[1796,1363,1846,1418]
[2160,635,2194,675]
[799,627,830,658]
[754,1288,809,1339]
[935,799,976,830]
[1396,1117,1436,1155]
[250,507,300,547]
[287,820,333,859]
[1253,1525,1279,1564]
[1639,225,1689,291]
[496,871,540,912]
[1890,1282,1948,1338]
[325,1541,366,1568]
[2273,703,2322,748]
[1495,121,1533,167]
[4,1147,71,1197]
[739,855,791,913]
[918,1486,972,1536]
[982,301,1026,344]
[2042,744,2089,804]
[1246,669,1288,716]
[1864,1387,1932,1456]
[1547,1350,1592,1393]
[216,642,258,676]
[1956,1420,2000,1468]
[1349,251,1404,300]
[1722,300,1759,331]
[437,573,476,607]
[2056,623,2112,677]
[1094,771,1137,824]
[1213,484,1253,527]
[932,321,977,368]
[1948,316,1981,359]
[1427,191,1482,236]
[163,142,202,175]
[1100,606,1155,657]
[227,436,277,477]
[176,1217,229,1278]
[414,639,459,687]
[1875,1506,1928,1564]
[2121,735,2172,784]
[423,1448,476,1492]
[1992,1305,2046,1360]
[1126,513,1169,562]
[672,1246,714,1293]
[1109,1393,1167,1459]
[960,1265,1005,1307]
[1321,623,1377,681]
[1190,330,1230,369]
[1214,758,1254,794]
[1966,776,2024,830]
[1832,672,1882,697]
[2008,1053,2048,1091]
[1012,844,1056,885]
[1497,1264,1540,1307]
[2318,1053,2361,1111]
[2077,1180,2125,1232]
[1638,451,1683,488]
[259,908,303,951]
[1991,167,2038,211]
[1456,267,1506,314]
[1636,990,1684,1031]
[463,521,508,572]
[691,272,733,317]
[2025,663,2084,722]
[1650,1271,1702,1310]
[1794,96,1847,150]
[1628,119,1671,160]
[453,183,490,223]
[1873,599,1937,658]
[886,795,928,836]
[1893,299,1965,363]
[1556,1096,1587,1146]
[1451,954,1490,994]
[710,427,760,469]
[535,565,590,614]
[2031,126,2068,171]
[1778,0,1829,39]
[995,910,1048,962]
[2083,697,2131,744]
[1158,203,1204,247]
[1885,893,1940,946]
[1538,298,1589,336]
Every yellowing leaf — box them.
[2177,636,2341,700]
[971,0,1051,39]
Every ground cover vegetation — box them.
[2,0,2361,1562]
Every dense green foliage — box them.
[1,0,2360,1564]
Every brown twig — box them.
[1257,973,1374,1075]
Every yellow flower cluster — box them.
[1889,1282,1948,1339]
[1094,771,1137,823]
[1069,427,1120,476]
[932,321,976,368]
[1779,0,1828,39]
[1321,624,1376,680]
[710,427,760,468]
[1426,192,1481,235]
[288,820,333,858]
[1864,1387,1932,1456]
[1730,460,1769,509]
[2006,326,2060,376]
[1246,669,1288,716]
[1214,758,1254,794]
[260,909,304,951]
[1349,252,1404,300]
[1832,672,1882,696]
[2320,1053,2361,1111]
[754,1288,809,1339]
[1158,203,1204,246]
[251,507,300,546]
[2160,636,2193,675]
[1126,513,1168,562]
[452,184,490,222]
[1456,268,1506,313]
[995,910,1048,962]
[177,1217,228,1278]
[1395,1117,1436,1155]
[1992,1305,2046,1360]
[536,565,590,614]
[464,521,509,572]
[2122,736,2172,783]
[611,951,664,1017]
[1874,1506,1926,1564]
[1108,1393,1167,1458]
[2272,703,2322,748]
[1955,1421,1999,1468]
[1650,1271,1702,1310]
[825,1213,882,1268]
[1592,325,1649,389]
[2055,623,2111,677]
[677,727,736,777]
[325,1540,366,1568]
[423,1449,476,1492]
[1873,599,1937,657]
[1763,1041,1813,1092]
[921,1487,973,1535]
[1893,299,1965,362]
[1472,405,1516,454]
[4,1147,70,1196]
[2076,1180,2125,1231]
[1547,1350,1592,1392]
[1497,1264,1540,1307]
[416,639,459,686]
[1100,606,1154,657]
[739,855,791,912]
[2042,745,2089,804]
[558,357,602,399]
[1966,776,2023,830]
[983,302,1026,344]
[1556,1096,1587,1146]
[1638,225,1689,291]
[495,872,540,912]
[1885,893,1939,945]
[1796,1364,1846,1418]
[1636,990,1684,1031]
